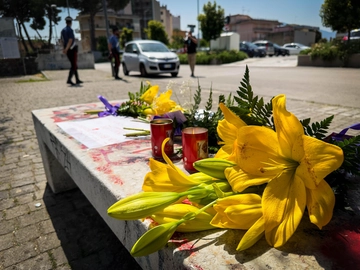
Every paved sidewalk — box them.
[0,68,359,270]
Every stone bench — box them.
[32,101,360,270]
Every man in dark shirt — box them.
[108,27,121,80]
[184,31,198,77]
[61,16,82,86]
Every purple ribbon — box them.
[97,95,120,117]
[335,123,360,138]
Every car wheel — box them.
[122,63,129,76]
[269,54,273,57]
[140,64,147,77]
[171,72,178,77]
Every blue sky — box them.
[24,0,332,42]
[164,0,331,35]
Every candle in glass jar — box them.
[150,118,174,159]
[182,127,208,172]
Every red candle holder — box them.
[150,119,174,159]
[182,127,208,172]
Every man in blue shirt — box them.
[61,16,82,85]
[108,27,121,80]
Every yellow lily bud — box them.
[107,192,184,220]
[188,172,215,182]
[193,158,236,179]
[131,220,182,257]
[151,204,215,232]
[143,108,156,115]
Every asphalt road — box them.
[96,56,360,108]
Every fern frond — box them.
[302,115,334,139]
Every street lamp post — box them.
[66,0,70,17]
[51,5,58,46]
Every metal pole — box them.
[197,0,199,39]
[102,0,113,76]
[66,0,70,17]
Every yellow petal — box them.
[225,166,270,193]
[217,118,238,145]
[263,173,306,247]
[237,217,265,251]
[272,95,305,160]
[296,135,344,189]
[234,126,285,177]
[211,194,262,230]
[219,103,246,127]
[140,85,159,104]
[306,179,335,229]
[153,90,177,115]
[149,158,166,171]
[214,147,232,159]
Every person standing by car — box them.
[61,16,82,86]
[184,31,197,77]
[108,27,122,80]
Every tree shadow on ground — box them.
[43,185,142,270]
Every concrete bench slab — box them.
[32,101,360,270]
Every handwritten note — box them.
[57,116,150,149]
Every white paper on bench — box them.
[57,116,150,149]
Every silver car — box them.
[253,40,275,57]
[122,40,180,77]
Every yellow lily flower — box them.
[140,85,159,104]
[142,158,209,192]
[211,194,262,230]
[215,103,246,160]
[151,204,215,232]
[142,139,213,192]
[225,94,343,248]
[152,90,177,115]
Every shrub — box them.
[302,39,360,62]
[178,50,247,65]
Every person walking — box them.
[184,31,198,77]
[61,16,82,86]
[108,27,122,80]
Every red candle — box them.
[150,119,174,159]
[182,127,208,172]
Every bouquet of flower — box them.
[105,66,360,257]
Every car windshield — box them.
[247,43,258,49]
[139,43,169,52]
[351,31,360,37]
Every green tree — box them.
[171,29,185,49]
[198,1,224,42]
[120,27,133,48]
[144,20,169,45]
[320,0,360,42]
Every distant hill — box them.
[320,29,336,40]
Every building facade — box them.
[160,5,182,43]
[131,0,161,39]
[76,3,140,51]
[267,24,319,46]
[228,14,279,42]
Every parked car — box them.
[239,41,266,57]
[283,43,310,55]
[253,40,275,56]
[273,43,289,56]
[122,40,180,77]
[342,29,360,41]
